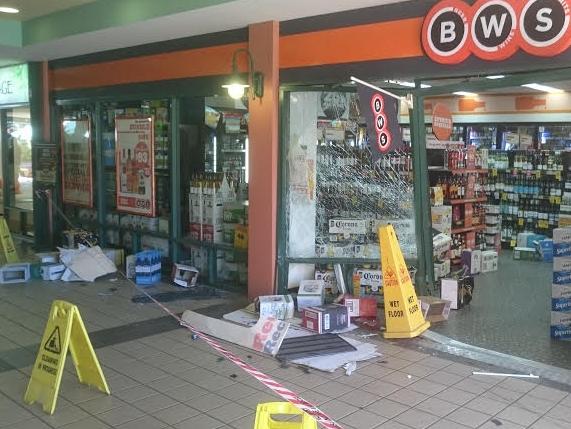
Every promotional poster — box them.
[61,119,93,206]
[115,116,156,217]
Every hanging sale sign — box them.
[357,84,402,159]
[115,116,156,217]
[61,119,93,207]
[422,0,571,64]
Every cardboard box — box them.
[342,296,377,318]
[551,311,571,339]
[431,206,452,234]
[552,284,571,312]
[315,270,338,295]
[40,263,66,281]
[353,269,383,297]
[430,186,444,206]
[258,295,294,320]
[0,263,31,284]
[126,255,136,279]
[514,247,537,261]
[297,280,325,311]
[461,249,481,275]
[418,296,451,323]
[202,224,223,243]
[517,232,535,248]
[481,250,498,273]
[301,304,350,334]
[434,260,451,279]
[553,257,571,285]
[172,264,199,288]
[553,228,571,257]
[36,252,59,264]
[441,276,474,310]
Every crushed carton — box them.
[418,296,451,323]
[0,263,31,284]
[172,264,199,288]
[301,304,350,334]
[296,280,325,311]
[257,295,295,320]
[40,263,66,281]
[342,296,377,318]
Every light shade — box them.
[222,82,249,99]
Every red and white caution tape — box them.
[40,189,343,428]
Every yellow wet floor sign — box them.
[379,225,430,339]
[0,216,18,263]
[24,300,109,415]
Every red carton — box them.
[301,304,350,334]
[342,296,378,318]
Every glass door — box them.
[1,106,34,236]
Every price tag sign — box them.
[555,197,562,205]
[510,240,516,248]
[556,172,562,181]
[518,218,524,226]
[491,168,497,177]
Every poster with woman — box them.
[115,116,155,217]
[61,119,93,207]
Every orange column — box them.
[247,21,279,299]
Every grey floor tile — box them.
[216,383,258,401]
[402,363,438,378]
[154,403,202,425]
[408,379,447,396]
[453,378,491,395]
[78,395,127,415]
[515,394,558,414]
[446,407,490,428]
[482,386,523,404]
[336,372,376,388]
[528,385,569,402]
[380,371,419,388]
[228,413,255,429]
[146,375,189,393]
[427,418,470,428]
[415,397,459,418]
[496,405,542,427]
[479,418,526,429]
[5,417,53,429]
[60,416,112,429]
[435,388,477,407]
[39,404,90,427]
[547,404,571,424]
[206,402,252,423]
[173,413,225,429]
[376,421,414,429]
[116,415,167,429]
[312,380,355,398]
[498,378,539,394]
[365,398,409,419]
[424,370,465,386]
[340,409,387,429]
[385,388,429,407]
[530,416,571,428]
[464,395,509,415]
[114,385,157,403]
[132,393,176,413]
[318,399,360,421]
[163,383,208,402]
[187,393,231,412]
[357,364,396,379]
[394,408,439,429]
[377,357,415,371]
[0,403,35,427]
[98,404,145,426]
[338,389,379,408]
[361,380,402,397]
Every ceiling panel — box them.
[0,0,97,21]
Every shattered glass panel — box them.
[285,91,417,260]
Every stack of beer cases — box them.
[551,228,571,340]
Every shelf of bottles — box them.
[100,100,171,257]
[484,150,564,246]
[429,145,488,266]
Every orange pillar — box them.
[247,21,279,299]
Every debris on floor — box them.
[58,245,117,282]
[171,263,199,288]
[181,310,289,355]
[131,286,220,303]
[276,334,356,361]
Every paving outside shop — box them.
[2,0,571,428]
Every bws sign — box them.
[422,0,571,64]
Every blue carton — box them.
[553,284,571,311]
[551,311,571,339]
[135,249,162,286]
[527,234,546,248]
[537,239,553,262]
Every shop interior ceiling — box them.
[0,0,408,66]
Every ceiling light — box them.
[0,6,19,13]
[454,91,478,97]
[521,83,564,94]
[486,75,505,80]
[385,80,432,89]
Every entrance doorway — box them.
[0,106,34,236]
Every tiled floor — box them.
[1,277,570,429]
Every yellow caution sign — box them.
[24,301,109,415]
[379,225,430,339]
[0,216,18,263]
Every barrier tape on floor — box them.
[37,190,344,429]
